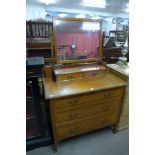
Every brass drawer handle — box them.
[68,75,73,79]
[91,72,98,76]
[101,107,112,113]
[69,99,78,106]
[104,93,112,98]
[108,93,112,97]
[69,127,78,134]
[100,119,108,124]
[69,113,78,119]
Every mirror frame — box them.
[53,17,103,64]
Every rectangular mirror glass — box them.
[53,18,102,63]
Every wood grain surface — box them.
[43,72,127,100]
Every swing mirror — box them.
[53,17,103,64]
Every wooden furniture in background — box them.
[26,20,52,41]
[26,20,54,65]
[102,47,129,64]
[102,27,129,64]
[26,57,52,151]
[109,30,127,42]
[107,64,129,130]
[102,47,122,64]
[26,42,53,65]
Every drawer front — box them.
[57,113,116,140]
[56,73,83,81]
[55,88,122,110]
[55,99,120,123]
[83,70,106,78]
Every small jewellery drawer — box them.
[55,88,122,110]
[83,70,106,78]
[54,66,108,82]
[57,113,116,140]
[55,99,120,123]
[56,73,82,82]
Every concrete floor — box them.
[27,128,129,155]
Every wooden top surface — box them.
[54,65,106,75]
[43,72,127,100]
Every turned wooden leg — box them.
[53,141,58,152]
[50,103,58,152]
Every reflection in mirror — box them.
[54,19,101,62]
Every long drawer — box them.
[57,112,116,140]
[55,98,120,123]
[55,88,122,110]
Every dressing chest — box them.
[43,17,127,151]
